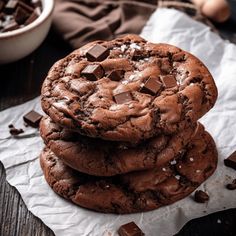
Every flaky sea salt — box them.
[170,159,177,165]
[130,43,141,50]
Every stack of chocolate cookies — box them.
[40,34,218,214]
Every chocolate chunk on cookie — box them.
[41,34,218,143]
[40,116,198,176]
[40,126,217,214]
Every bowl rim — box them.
[0,0,54,39]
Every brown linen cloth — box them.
[53,0,158,49]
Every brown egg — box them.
[201,0,231,23]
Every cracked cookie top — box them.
[41,34,217,143]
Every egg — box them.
[200,0,231,23]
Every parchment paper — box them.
[1,8,236,236]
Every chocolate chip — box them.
[107,70,124,81]
[140,77,162,95]
[226,179,236,190]
[10,127,24,136]
[114,91,132,104]
[81,64,104,81]
[161,75,177,88]
[118,222,144,236]
[23,110,42,128]
[5,0,18,14]
[194,190,209,203]
[86,44,109,62]
[224,151,236,170]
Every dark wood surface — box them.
[0,16,236,236]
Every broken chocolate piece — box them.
[14,6,30,24]
[23,110,42,128]
[224,151,236,170]
[81,64,104,81]
[140,77,162,95]
[114,91,132,104]
[25,10,38,25]
[5,0,18,14]
[118,222,144,236]
[194,190,209,203]
[161,75,177,88]
[86,44,109,62]
[226,179,236,190]
[9,127,24,136]
[107,70,124,81]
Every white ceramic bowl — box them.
[0,0,54,64]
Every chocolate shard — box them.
[194,190,209,203]
[107,70,124,81]
[86,44,109,62]
[81,64,104,81]
[224,151,236,170]
[118,221,144,236]
[140,77,162,95]
[14,6,30,24]
[114,91,132,104]
[24,10,38,25]
[23,110,43,128]
[18,1,34,13]
[5,0,18,14]
[161,75,177,88]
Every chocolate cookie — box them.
[40,116,198,176]
[40,129,217,214]
[41,34,217,143]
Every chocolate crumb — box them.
[10,127,24,136]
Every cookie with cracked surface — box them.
[40,129,217,214]
[40,116,198,176]
[41,34,217,143]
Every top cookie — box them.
[41,34,217,143]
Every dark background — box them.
[0,4,236,236]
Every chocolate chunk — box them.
[107,70,124,81]
[25,10,38,25]
[81,64,104,81]
[226,179,236,190]
[9,127,24,136]
[18,1,34,13]
[23,110,42,128]
[86,44,109,62]
[140,77,162,95]
[5,0,18,14]
[161,75,177,88]
[194,190,209,203]
[118,222,144,236]
[14,6,30,24]
[114,91,132,104]
[224,151,236,170]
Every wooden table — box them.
[0,19,236,236]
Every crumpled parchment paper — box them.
[1,8,236,236]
